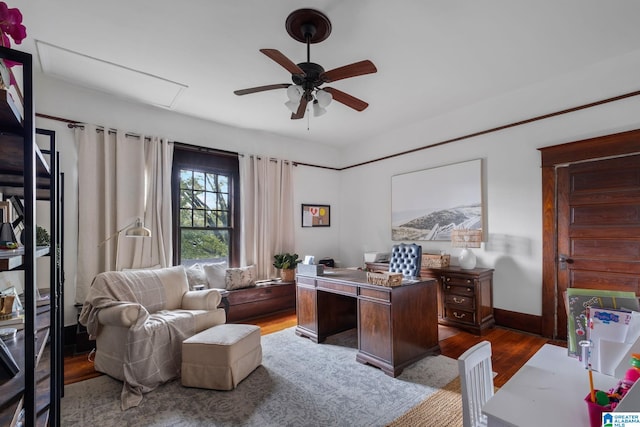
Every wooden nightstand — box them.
[427,266,494,335]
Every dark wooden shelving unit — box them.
[0,45,61,427]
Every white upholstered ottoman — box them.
[181,324,262,390]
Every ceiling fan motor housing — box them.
[292,62,325,91]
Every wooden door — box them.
[555,154,640,339]
[540,129,640,339]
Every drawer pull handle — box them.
[453,297,465,304]
[467,288,472,292]
[453,312,466,319]
[446,277,451,282]
[446,285,451,290]
[466,280,471,284]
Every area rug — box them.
[61,327,458,427]
[387,377,463,427]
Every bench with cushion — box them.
[185,263,295,322]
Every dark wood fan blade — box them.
[291,96,309,120]
[234,83,291,96]
[323,87,369,111]
[260,49,305,75]
[321,60,377,83]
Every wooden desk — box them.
[295,269,440,377]
[482,344,621,426]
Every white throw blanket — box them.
[80,271,196,409]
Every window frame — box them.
[172,144,240,267]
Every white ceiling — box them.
[16,0,640,147]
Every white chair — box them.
[458,341,494,427]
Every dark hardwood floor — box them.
[64,309,564,388]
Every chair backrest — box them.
[388,243,422,277]
[458,341,494,427]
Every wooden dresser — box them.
[366,262,495,335]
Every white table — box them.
[482,344,620,427]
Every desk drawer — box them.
[317,280,357,296]
[444,293,474,310]
[359,287,391,302]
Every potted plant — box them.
[273,253,301,282]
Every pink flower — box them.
[0,2,26,71]
[0,2,26,47]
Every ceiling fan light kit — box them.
[234,8,377,120]
[312,100,326,117]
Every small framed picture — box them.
[302,204,330,227]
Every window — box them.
[172,146,240,266]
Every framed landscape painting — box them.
[391,159,483,241]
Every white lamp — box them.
[286,84,304,101]
[285,84,304,113]
[451,229,482,270]
[285,99,300,113]
[125,218,151,237]
[98,217,152,270]
[315,89,332,108]
[312,100,326,117]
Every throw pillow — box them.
[202,262,228,289]
[225,265,257,290]
[184,264,208,290]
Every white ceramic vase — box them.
[458,248,477,270]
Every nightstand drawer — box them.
[443,282,474,297]
[442,275,475,288]
[444,307,475,325]
[444,293,474,309]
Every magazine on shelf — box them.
[565,288,640,357]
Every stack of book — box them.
[0,313,24,330]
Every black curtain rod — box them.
[67,123,153,142]
[238,153,298,166]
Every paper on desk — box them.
[612,311,640,378]
[592,310,640,377]
[589,308,632,373]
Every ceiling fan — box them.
[234,8,377,120]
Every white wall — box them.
[292,166,342,266]
[30,69,640,325]
[337,95,640,316]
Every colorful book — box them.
[566,288,640,357]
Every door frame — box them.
[539,128,640,338]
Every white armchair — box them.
[79,265,226,408]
